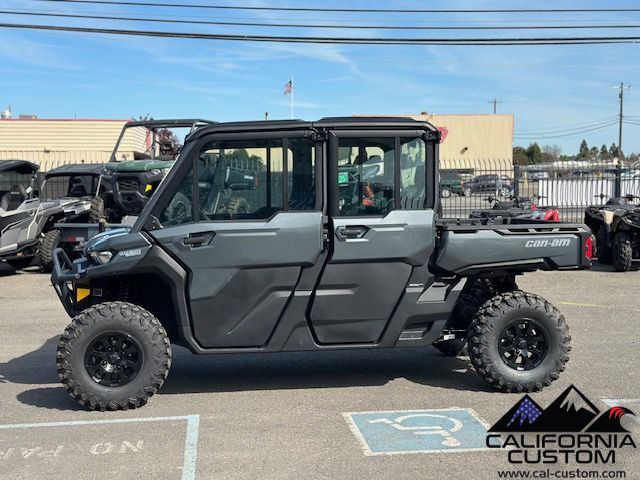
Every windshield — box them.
[40,174,98,200]
[111,125,194,163]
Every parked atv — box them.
[52,117,591,411]
[92,119,212,223]
[470,195,560,222]
[584,194,640,270]
[0,160,40,269]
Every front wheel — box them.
[463,187,473,197]
[498,186,511,198]
[468,291,570,393]
[440,187,452,199]
[38,229,61,273]
[613,232,634,272]
[57,302,171,411]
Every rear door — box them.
[148,132,323,348]
[309,133,437,344]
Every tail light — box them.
[585,235,593,261]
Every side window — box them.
[160,165,194,226]
[399,137,427,210]
[337,137,395,216]
[198,139,275,220]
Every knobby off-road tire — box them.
[163,192,192,225]
[38,229,61,273]
[226,196,250,215]
[596,225,613,264]
[613,232,634,272]
[468,291,570,393]
[57,302,171,411]
[89,196,105,223]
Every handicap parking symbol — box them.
[344,408,490,455]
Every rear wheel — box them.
[613,232,634,272]
[463,187,473,197]
[57,302,171,410]
[38,229,61,273]
[89,196,105,223]
[596,225,613,264]
[498,186,511,198]
[468,291,570,393]
[440,187,452,199]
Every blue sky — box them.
[1,0,640,154]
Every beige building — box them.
[0,119,146,171]
[358,113,514,173]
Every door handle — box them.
[181,231,215,248]
[337,226,368,240]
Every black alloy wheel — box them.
[498,319,548,371]
[84,332,143,387]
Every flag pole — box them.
[290,76,294,119]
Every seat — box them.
[68,183,88,197]
[400,165,426,210]
[0,184,27,211]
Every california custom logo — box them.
[486,386,636,464]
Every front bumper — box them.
[51,248,93,317]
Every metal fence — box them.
[439,159,640,223]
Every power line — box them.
[5,9,640,31]
[29,1,640,14]
[517,117,619,135]
[515,121,619,140]
[3,22,640,45]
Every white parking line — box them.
[0,415,200,480]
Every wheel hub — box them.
[84,332,143,387]
[498,319,549,371]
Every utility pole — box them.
[488,99,502,114]
[618,82,627,162]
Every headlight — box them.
[90,250,113,265]
[150,167,171,176]
[101,168,113,178]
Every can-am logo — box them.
[486,386,636,464]
[525,239,571,248]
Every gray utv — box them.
[52,117,592,411]
[35,163,104,272]
[0,160,40,269]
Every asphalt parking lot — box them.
[0,263,638,479]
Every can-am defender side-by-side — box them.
[91,119,213,223]
[584,194,640,271]
[52,117,592,411]
[35,163,104,272]
[0,160,40,269]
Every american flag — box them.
[284,79,293,95]
[507,397,542,427]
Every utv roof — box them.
[44,163,105,176]
[123,119,215,128]
[0,159,39,173]
[190,116,438,140]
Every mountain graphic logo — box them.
[489,385,635,433]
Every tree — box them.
[526,142,542,164]
[513,146,529,165]
[589,146,599,159]
[578,139,589,159]
[600,144,610,160]
[609,143,619,158]
[541,144,561,162]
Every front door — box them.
[149,133,323,348]
[309,134,436,344]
